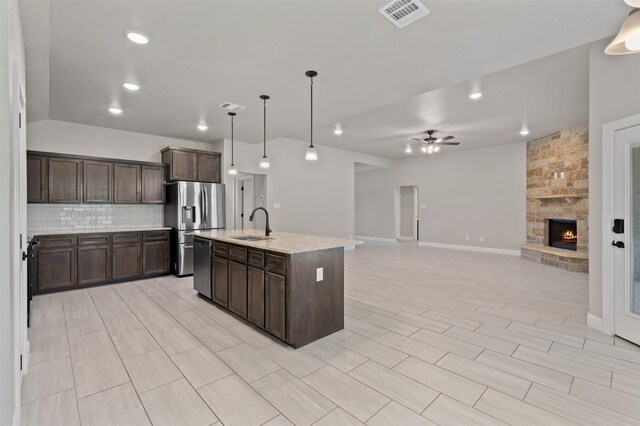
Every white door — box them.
[613,124,640,344]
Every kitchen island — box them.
[193,229,360,348]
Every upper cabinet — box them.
[27,151,166,205]
[162,147,221,183]
[48,157,83,203]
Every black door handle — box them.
[612,240,625,248]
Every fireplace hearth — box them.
[548,219,577,251]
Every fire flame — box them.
[561,230,577,243]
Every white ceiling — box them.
[20,0,627,159]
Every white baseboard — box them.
[354,235,397,243]
[587,313,609,334]
[396,236,415,241]
[417,241,521,256]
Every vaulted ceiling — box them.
[20,0,628,159]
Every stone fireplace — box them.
[521,124,589,272]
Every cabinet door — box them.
[248,267,265,328]
[229,261,248,318]
[265,272,286,339]
[171,150,197,181]
[197,153,221,183]
[114,164,141,204]
[83,160,113,203]
[37,247,77,291]
[112,243,142,279]
[142,240,169,276]
[78,245,111,285]
[212,256,229,307]
[141,165,165,204]
[48,158,82,203]
[27,154,48,203]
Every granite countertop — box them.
[193,229,361,254]
[28,226,172,238]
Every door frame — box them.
[394,185,419,241]
[602,112,640,335]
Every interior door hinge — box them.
[241,186,244,191]
[19,355,22,370]
[20,233,23,249]
[18,113,22,129]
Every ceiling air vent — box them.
[219,102,245,112]
[378,0,430,28]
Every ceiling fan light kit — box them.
[606,5,640,55]
[407,129,461,155]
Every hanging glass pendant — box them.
[228,112,238,175]
[305,70,318,161]
[259,95,270,168]
[259,156,270,168]
[305,146,318,161]
[606,7,640,55]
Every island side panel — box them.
[288,247,344,348]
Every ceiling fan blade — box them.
[440,136,455,141]
[436,142,460,146]
[411,138,424,142]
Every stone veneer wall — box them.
[524,123,589,271]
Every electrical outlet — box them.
[316,267,323,282]
[465,236,470,241]
[479,237,484,242]
[274,203,281,209]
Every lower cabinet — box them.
[112,243,142,280]
[142,240,170,276]
[37,246,77,291]
[265,272,286,340]
[212,256,229,307]
[229,261,248,318]
[77,245,111,285]
[248,267,265,327]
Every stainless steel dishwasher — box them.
[193,237,212,299]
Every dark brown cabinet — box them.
[248,266,265,327]
[212,256,229,307]
[112,243,142,280]
[27,154,48,203]
[141,165,165,204]
[265,272,286,340]
[197,152,221,183]
[36,236,78,291]
[143,240,170,276]
[77,244,111,285]
[83,160,113,203]
[229,261,248,318]
[114,164,141,204]
[48,157,82,203]
[162,147,221,183]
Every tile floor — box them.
[21,243,640,426]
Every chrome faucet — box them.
[249,207,272,237]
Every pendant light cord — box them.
[231,114,234,164]
[263,97,267,157]
[310,76,314,148]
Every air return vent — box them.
[378,0,430,28]
[219,102,245,112]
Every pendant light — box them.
[228,112,238,175]
[606,3,640,55]
[259,95,270,169]
[305,70,318,161]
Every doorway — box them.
[233,173,266,231]
[396,185,419,241]
[611,124,640,345]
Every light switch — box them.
[274,203,281,209]
[316,267,323,282]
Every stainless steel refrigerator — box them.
[165,181,225,276]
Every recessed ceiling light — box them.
[520,128,530,136]
[108,107,122,115]
[334,129,343,135]
[125,31,150,45]
[197,124,208,131]
[469,92,482,100]
[123,82,140,91]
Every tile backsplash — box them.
[28,204,164,231]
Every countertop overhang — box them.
[193,229,361,255]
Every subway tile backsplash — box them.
[28,204,164,231]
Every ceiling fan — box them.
[408,130,460,154]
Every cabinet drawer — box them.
[266,253,286,275]
[38,235,77,247]
[248,250,265,268]
[143,230,170,241]
[112,233,142,244]
[213,242,228,258]
[78,234,111,246]
[229,246,247,263]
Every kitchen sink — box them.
[230,236,274,242]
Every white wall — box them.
[219,137,392,239]
[1,0,26,423]
[27,119,215,162]
[588,40,640,319]
[355,143,527,251]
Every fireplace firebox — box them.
[548,219,577,251]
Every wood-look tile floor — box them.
[22,243,640,426]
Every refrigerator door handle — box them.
[203,186,208,225]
